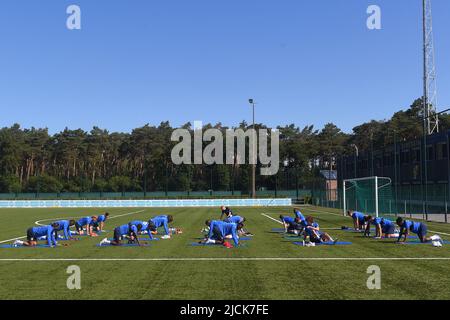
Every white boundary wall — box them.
[0,198,291,208]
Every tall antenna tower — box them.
[423,0,439,134]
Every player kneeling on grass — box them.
[200,220,241,248]
[53,219,76,240]
[129,220,148,234]
[100,223,142,246]
[396,217,442,245]
[75,216,98,236]
[93,212,109,232]
[147,215,179,239]
[280,215,305,235]
[366,216,397,239]
[347,210,367,231]
[304,216,338,245]
[224,215,253,236]
[14,223,60,247]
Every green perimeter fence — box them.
[312,183,450,223]
[0,189,311,201]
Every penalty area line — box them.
[1,257,450,262]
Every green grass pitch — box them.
[0,205,450,300]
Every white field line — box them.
[0,209,145,244]
[261,213,283,225]
[34,209,146,226]
[0,257,450,262]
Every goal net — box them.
[343,176,395,218]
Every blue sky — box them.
[0,0,449,134]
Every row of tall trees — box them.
[1,98,448,193]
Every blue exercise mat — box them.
[293,241,352,246]
[107,238,159,241]
[402,240,450,245]
[0,244,53,248]
[189,242,248,247]
[96,243,151,247]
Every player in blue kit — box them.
[146,215,181,239]
[14,223,60,247]
[200,220,242,248]
[52,219,76,240]
[224,215,253,236]
[75,216,98,236]
[304,216,337,244]
[293,208,306,221]
[99,223,141,246]
[396,217,442,244]
[93,212,109,232]
[279,214,304,234]
[366,216,397,238]
[347,210,367,231]
[224,215,245,224]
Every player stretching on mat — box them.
[75,216,98,236]
[14,223,60,247]
[224,215,253,236]
[304,216,338,245]
[396,217,442,244]
[52,219,76,240]
[146,215,180,239]
[347,210,367,231]
[280,215,306,234]
[366,216,397,239]
[293,208,306,221]
[129,220,148,234]
[99,223,142,246]
[200,220,241,248]
[93,212,109,232]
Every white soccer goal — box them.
[343,176,392,217]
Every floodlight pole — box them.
[422,108,449,220]
[343,179,347,216]
[375,176,379,217]
[248,99,257,198]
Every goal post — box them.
[343,176,393,218]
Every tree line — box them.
[0,98,448,194]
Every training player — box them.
[200,220,241,248]
[224,215,253,236]
[293,208,306,221]
[100,223,142,246]
[145,215,177,239]
[220,206,233,219]
[304,216,338,244]
[93,212,110,232]
[75,216,98,236]
[279,214,305,234]
[366,216,397,238]
[52,219,76,240]
[129,220,149,234]
[347,210,367,231]
[14,223,60,247]
[396,217,442,244]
